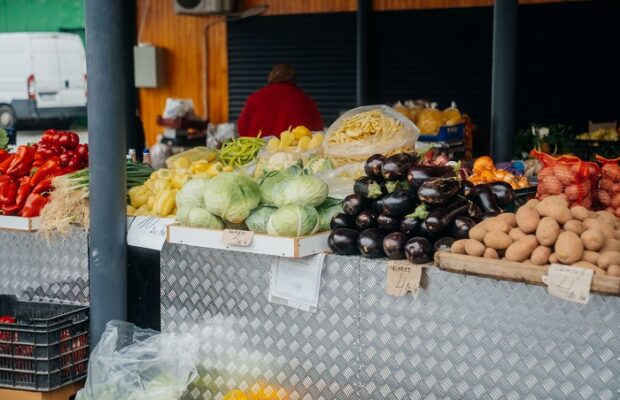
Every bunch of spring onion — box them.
[39,161,153,234]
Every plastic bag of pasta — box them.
[323,105,419,166]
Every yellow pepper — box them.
[190,160,211,174]
[126,205,136,216]
[171,173,189,189]
[154,178,171,192]
[147,196,155,210]
[222,165,234,172]
[170,157,190,170]
[128,186,150,208]
[144,177,155,191]
[154,189,176,216]
[191,171,212,179]
[154,168,172,180]
[135,205,150,216]
[206,162,224,177]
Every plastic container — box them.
[0,295,89,391]
[418,123,465,142]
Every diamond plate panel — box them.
[161,246,620,400]
[0,229,89,304]
[359,259,620,400]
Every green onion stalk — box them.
[53,161,154,196]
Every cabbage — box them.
[272,175,329,208]
[267,205,319,237]
[177,205,224,229]
[176,178,208,208]
[316,198,343,232]
[203,172,261,223]
[245,206,277,234]
[258,165,302,205]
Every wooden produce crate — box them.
[0,216,41,232]
[435,252,620,296]
[167,225,330,258]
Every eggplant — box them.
[407,165,456,188]
[377,213,401,232]
[424,197,469,234]
[382,189,417,217]
[472,184,502,214]
[328,229,360,255]
[488,181,515,207]
[357,228,386,258]
[452,216,476,240]
[382,153,414,181]
[459,180,476,199]
[404,237,433,264]
[364,154,386,181]
[434,237,455,253]
[467,203,484,222]
[400,217,421,236]
[342,194,367,216]
[355,210,377,231]
[384,180,409,194]
[330,213,356,230]
[354,176,385,200]
[383,232,408,260]
[417,178,460,205]
[371,197,386,214]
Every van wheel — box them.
[0,105,16,129]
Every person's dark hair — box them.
[268,64,297,84]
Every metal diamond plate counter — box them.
[0,228,89,304]
[161,244,620,400]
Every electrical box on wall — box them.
[134,45,166,88]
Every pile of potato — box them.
[451,195,620,277]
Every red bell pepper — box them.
[7,145,35,177]
[40,129,59,145]
[76,143,89,163]
[19,193,49,218]
[30,159,61,186]
[2,176,32,215]
[0,154,14,174]
[32,177,52,194]
[0,316,16,324]
[0,150,9,163]
[0,179,18,207]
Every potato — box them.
[536,217,561,246]
[596,210,618,228]
[573,261,607,276]
[483,248,499,259]
[570,206,590,221]
[583,218,615,237]
[505,235,539,262]
[580,229,606,251]
[597,251,620,270]
[483,230,512,250]
[451,239,467,254]
[555,231,584,265]
[516,206,540,234]
[530,246,551,265]
[464,239,485,257]
[549,253,559,264]
[563,220,585,235]
[469,224,488,242]
[496,213,517,228]
[581,250,599,265]
[525,199,539,208]
[607,265,620,277]
[601,238,620,253]
[509,228,526,241]
[535,196,572,224]
[483,219,511,234]
[615,230,620,240]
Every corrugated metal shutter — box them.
[227,13,356,126]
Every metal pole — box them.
[490,0,518,162]
[356,0,371,106]
[85,0,132,345]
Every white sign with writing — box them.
[127,216,175,250]
[385,260,427,298]
[269,253,325,312]
[221,229,254,246]
[543,264,593,304]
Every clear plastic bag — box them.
[323,105,419,166]
[316,162,365,199]
[75,321,198,400]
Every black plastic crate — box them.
[0,295,89,391]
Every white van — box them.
[0,32,87,129]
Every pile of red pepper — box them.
[0,130,88,217]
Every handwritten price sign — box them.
[385,260,425,298]
[127,216,175,250]
[221,229,254,246]
[544,264,593,304]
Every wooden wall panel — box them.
[136,0,583,146]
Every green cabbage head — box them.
[272,175,329,208]
[245,205,277,234]
[203,172,261,223]
[267,205,319,237]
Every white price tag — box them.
[127,216,175,250]
[221,229,254,246]
[543,264,593,304]
[385,260,427,298]
[269,254,324,312]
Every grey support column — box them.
[490,0,518,162]
[85,0,133,345]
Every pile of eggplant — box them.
[328,152,514,264]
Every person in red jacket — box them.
[237,64,323,137]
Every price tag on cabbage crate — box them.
[385,260,425,298]
[127,216,175,250]
[221,229,254,246]
[543,264,593,304]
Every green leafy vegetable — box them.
[245,205,277,234]
[267,205,319,237]
[203,172,261,223]
[272,175,329,208]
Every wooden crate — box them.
[435,252,620,296]
[0,380,84,400]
